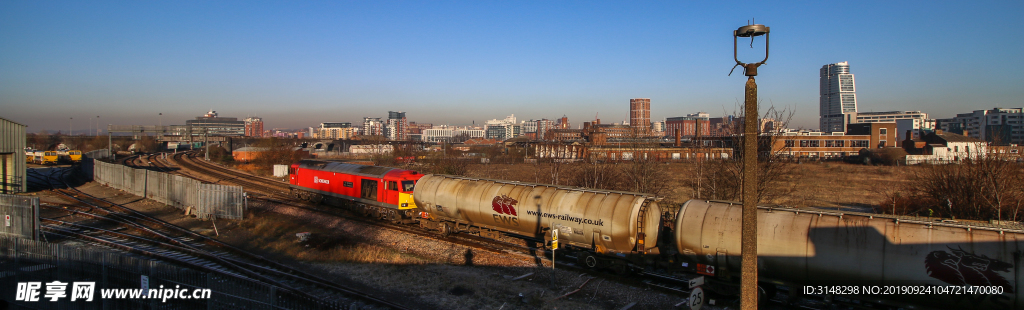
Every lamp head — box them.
[734,24,769,38]
[731,22,771,76]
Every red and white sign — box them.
[4,215,9,227]
[696,263,715,276]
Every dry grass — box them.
[463,161,911,210]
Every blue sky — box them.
[2,1,1022,133]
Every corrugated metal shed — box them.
[0,117,27,193]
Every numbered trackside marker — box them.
[688,286,705,310]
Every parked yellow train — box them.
[58,149,83,163]
[31,150,59,165]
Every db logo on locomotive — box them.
[492,194,520,226]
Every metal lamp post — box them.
[731,22,769,309]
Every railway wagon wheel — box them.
[388,210,400,223]
[438,222,452,237]
[578,253,599,268]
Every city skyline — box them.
[2,1,1022,133]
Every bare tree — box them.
[619,127,670,196]
[688,105,796,204]
[566,160,623,190]
[252,138,306,174]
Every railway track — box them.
[170,152,557,260]
[31,165,413,310]
[165,152,929,310]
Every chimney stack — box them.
[674,129,681,147]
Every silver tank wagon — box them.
[675,199,1024,309]
[413,174,662,255]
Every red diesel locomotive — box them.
[289,160,424,222]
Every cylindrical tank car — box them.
[413,174,662,270]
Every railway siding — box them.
[28,165,410,310]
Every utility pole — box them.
[108,124,113,161]
[730,21,770,309]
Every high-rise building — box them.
[630,98,651,134]
[363,117,384,136]
[386,111,408,140]
[820,62,858,133]
[243,117,264,137]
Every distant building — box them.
[904,130,987,164]
[319,122,354,140]
[363,117,384,136]
[484,114,520,140]
[666,115,710,138]
[630,98,651,134]
[771,122,896,159]
[244,117,264,137]
[939,108,1023,144]
[183,110,245,136]
[819,62,858,133]
[651,121,665,135]
[422,125,484,143]
[408,122,432,134]
[556,116,570,129]
[386,111,408,140]
[536,119,555,140]
[522,120,538,134]
[485,125,521,140]
[847,122,899,148]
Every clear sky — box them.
[2,1,1022,133]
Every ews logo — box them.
[491,194,520,226]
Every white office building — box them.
[819,61,858,133]
[941,108,1024,144]
[422,125,485,143]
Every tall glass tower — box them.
[819,61,857,132]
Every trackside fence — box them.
[91,160,245,219]
[0,194,39,240]
[0,236,341,310]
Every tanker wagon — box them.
[672,200,1024,309]
[413,174,663,272]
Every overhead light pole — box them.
[731,21,769,309]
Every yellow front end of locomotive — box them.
[398,193,417,210]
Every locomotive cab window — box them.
[401,180,415,192]
[387,181,399,191]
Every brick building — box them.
[769,122,897,159]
